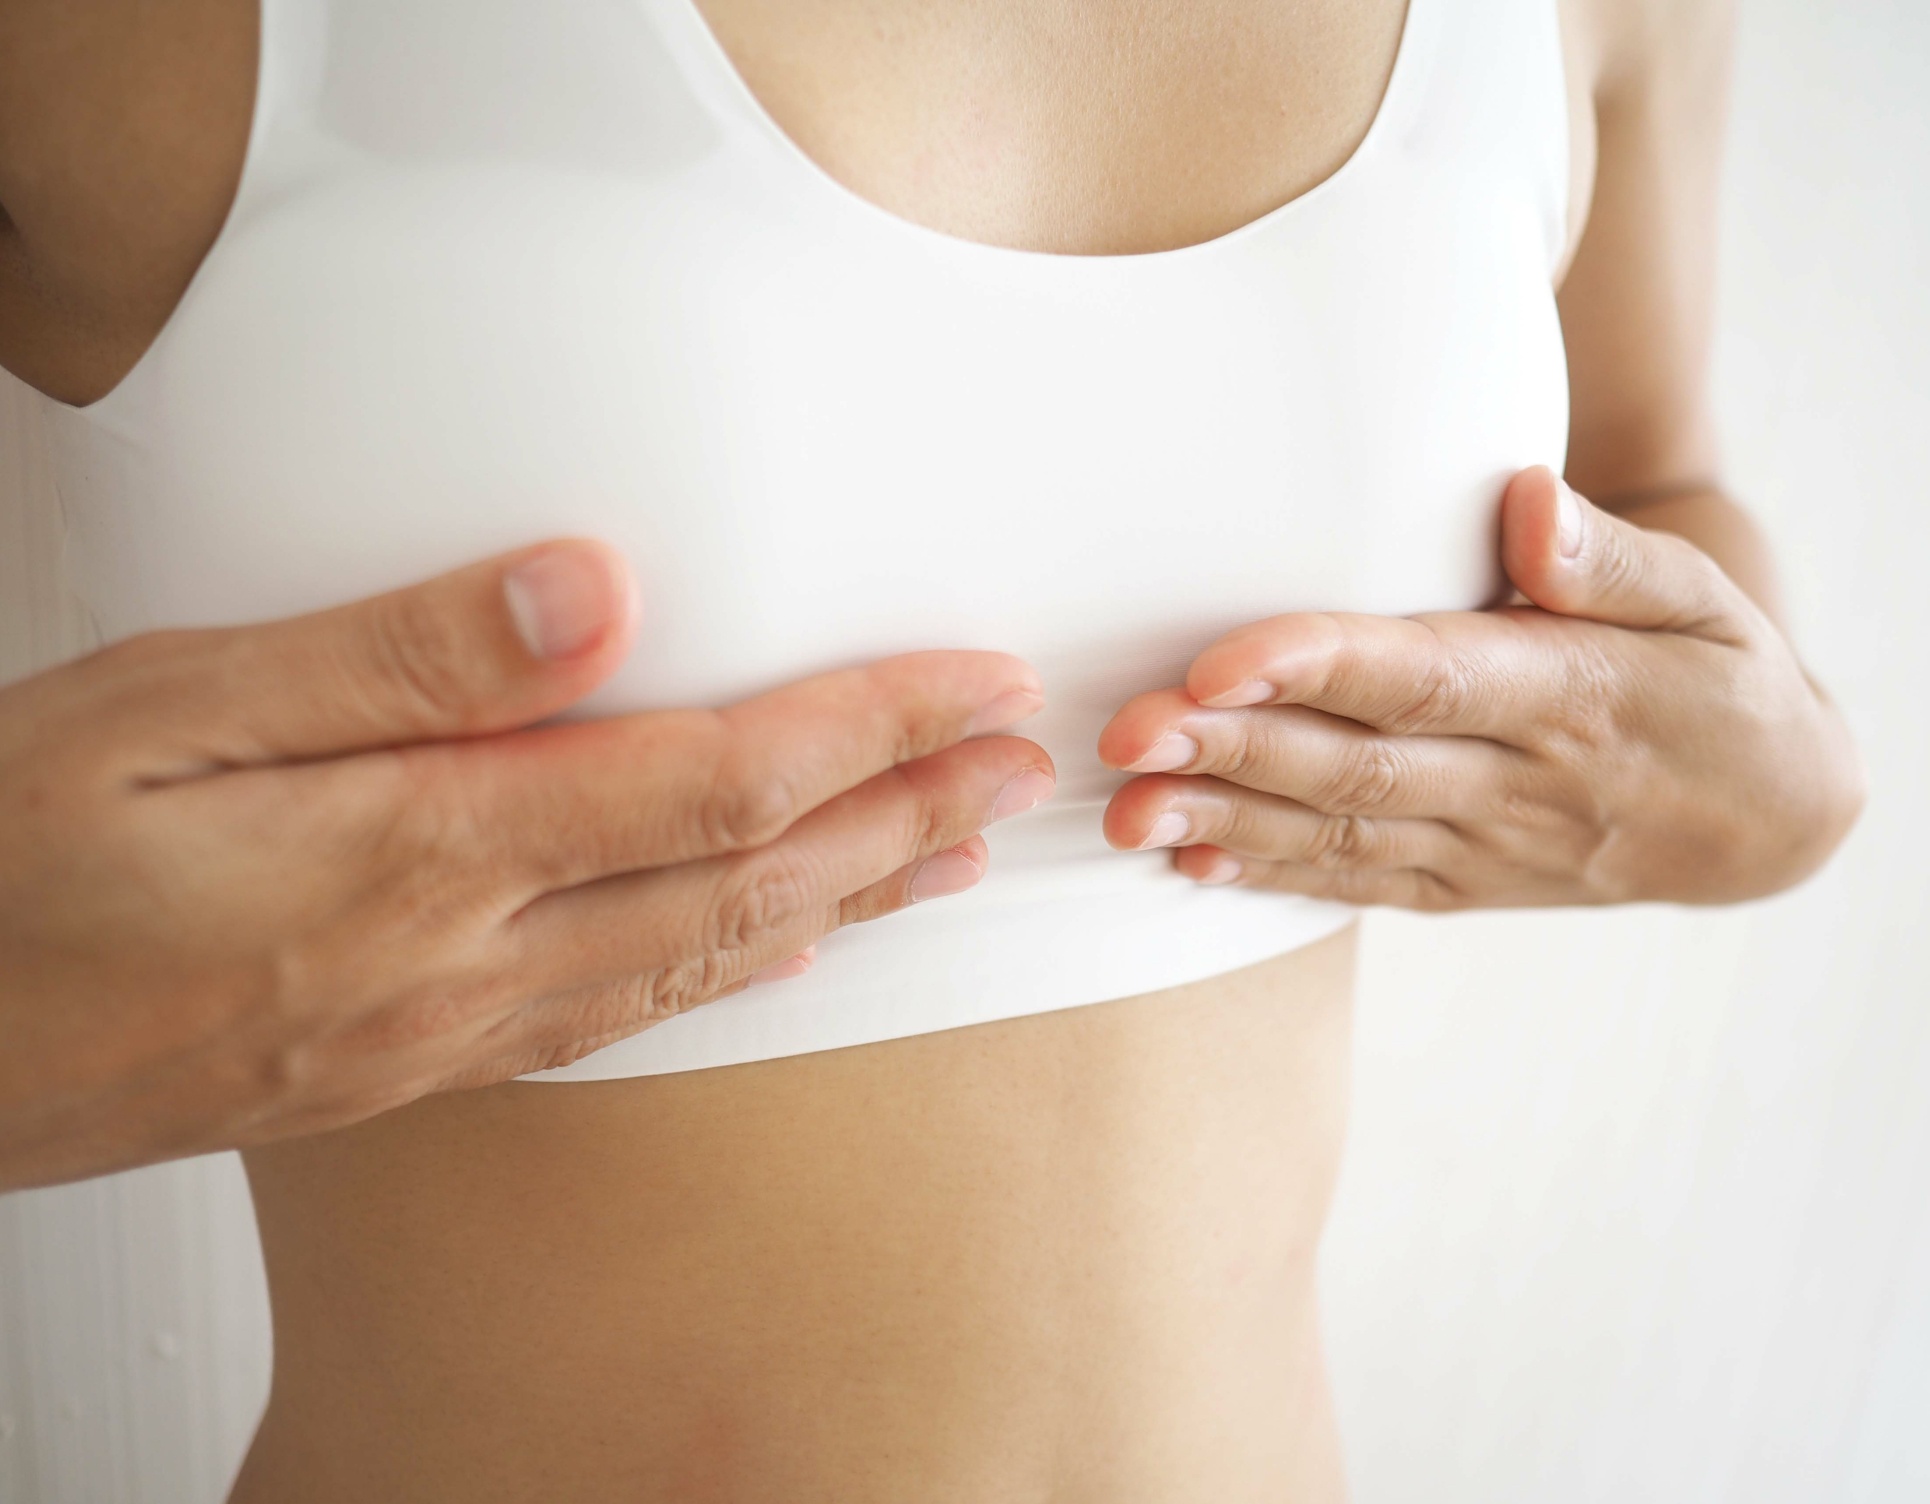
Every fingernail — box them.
[967,687,1045,737]
[1200,680,1274,709]
[1196,854,1243,885]
[747,946,817,986]
[910,846,985,902]
[988,768,1055,823]
[1140,810,1191,849]
[1556,481,1585,559]
[1129,732,1199,773]
[504,544,626,660]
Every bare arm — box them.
[0,7,1055,1190]
[1559,0,1785,618]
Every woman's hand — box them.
[0,541,1054,1191]
[1098,467,1863,909]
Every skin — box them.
[0,539,1055,1190]
[0,0,1865,1500]
[1098,467,1861,908]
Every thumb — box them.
[1499,466,1743,638]
[122,539,640,768]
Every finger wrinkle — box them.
[1321,740,1405,815]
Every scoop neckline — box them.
[660,0,1426,266]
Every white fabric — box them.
[35,0,1570,1079]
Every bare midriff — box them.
[232,925,1356,1503]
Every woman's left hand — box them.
[1097,467,1865,909]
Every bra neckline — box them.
[655,0,1432,268]
[57,0,1432,421]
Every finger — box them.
[495,737,1053,997]
[1098,690,1528,818]
[410,650,1044,892]
[746,944,820,986]
[431,976,765,1089]
[1499,466,1753,644]
[454,832,993,1081]
[97,540,641,776]
[1178,604,1594,741]
[1170,844,1467,912]
[1103,775,1465,871]
[431,1018,660,1090]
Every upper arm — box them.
[1556,0,1737,506]
[0,0,255,406]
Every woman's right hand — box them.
[0,540,1054,1191]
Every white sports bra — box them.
[38,0,1570,1080]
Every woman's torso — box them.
[37,0,1570,1080]
[12,0,1592,1495]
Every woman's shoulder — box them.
[0,0,256,406]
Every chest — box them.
[49,0,1570,801]
[688,0,1411,256]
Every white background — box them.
[2,0,1926,1498]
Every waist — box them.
[235,927,1356,1503]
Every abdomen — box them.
[233,928,1357,1503]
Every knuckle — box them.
[1216,723,1279,790]
[1493,777,1557,834]
[857,760,958,861]
[232,948,360,1114]
[664,949,757,1014]
[1537,639,1624,752]
[707,848,820,953]
[1290,615,1350,706]
[852,662,935,761]
[905,766,966,852]
[701,740,807,852]
[1216,733,1261,786]
[1319,740,1404,815]
[341,758,506,923]
[1305,813,1381,869]
[530,984,651,1064]
[1383,652,1465,736]
[1201,793,1259,851]
[233,1036,317,1123]
[374,755,488,867]
[615,957,735,1027]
